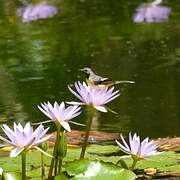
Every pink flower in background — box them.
[17,2,58,22]
[133,0,171,23]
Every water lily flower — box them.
[17,2,58,23]
[38,102,81,132]
[133,0,171,23]
[116,133,159,160]
[68,81,120,112]
[0,122,51,157]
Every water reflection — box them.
[17,2,58,22]
[0,67,28,124]
[133,0,171,23]
[0,0,179,138]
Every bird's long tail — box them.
[113,80,135,85]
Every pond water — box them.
[0,0,179,138]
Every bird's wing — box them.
[98,78,113,85]
[89,75,102,83]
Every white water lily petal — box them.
[0,135,12,145]
[115,140,130,154]
[94,106,107,112]
[10,147,24,157]
[33,134,52,145]
[120,134,131,152]
[68,85,84,102]
[129,133,140,154]
[60,121,71,132]
[66,101,85,106]
[0,167,3,175]
[38,105,52,119]
[34,146,53,158]
[2,125,16,143]
[33,125,47,138]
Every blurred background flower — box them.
[133,0,171,23]
[17,2,58,22]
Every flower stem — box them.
[80,107,95,159]
[130,159,138,170]
[57,130,67,174]
[41,153,45,180]
[54,158,58,176]
[21,151,26,180]
[58,158,63,174]
[48,123,61,179]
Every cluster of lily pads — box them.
[0,81,159,179]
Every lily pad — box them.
[64,159,137,180]
[0,145,179,179]
[55,173,69,180]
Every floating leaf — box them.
[55,172,69,180]
[64,159,137,180]
[0,145,179,179]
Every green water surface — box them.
[0,0,179,138]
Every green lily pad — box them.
[0,145,179,179]
[55,173,69,180]
[64,159,137,180]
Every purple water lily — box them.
[133,0,171,23]
[68,81,120,112]
[0,122,51,157]
[116,133,159,160]
[38,102,81,132]
[17,2,58,23]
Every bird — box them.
[80,67,135,88]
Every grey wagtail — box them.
[80,67,135,88]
